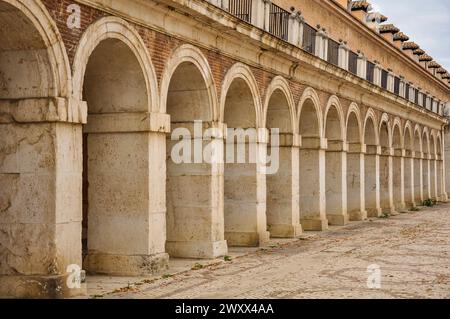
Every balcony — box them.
[206,0,445,116]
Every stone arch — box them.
[414,125,422,153]
[298,87,323,138]
[346,103,363,143]
[363,108,379,146]
[221,63,268,246]
[0,0,71,99]
[73,16,158,112]
[161,44,217,121]
[403,121,414,151]
[422,127,431,199]
[363,108,380,217]
[413,124,423,203]
[403,121,414,207]
[391,118,403,149]
[379,113,392,148]
[221,63,262,128]
[0,0,76,298]
[264,76,300,237]
[263,76,297,133]
[324,95,345,141]
[345,103,365,220]
[430,131,438,199]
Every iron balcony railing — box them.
[348,51,358,75]
[228,0,252,23]
[303,23,316,54]
[366,61,375,83]
[327,39,339,66]
[268,2,289,40]
[381,69,388,90]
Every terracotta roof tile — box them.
[351,1,371,11]
[428,61,441,68]
[379,24,400,34]
[413,49,425,55]
[403,42,420,50]
[419,54,433,62]
[393,32,409,42]
[436,68,447,74]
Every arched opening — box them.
[265,88,301,237]
[324,104,347,225]
[379,121,392,213]
[299,98,327,230]
[436,136,444,200]
[413,130,423,203]
[0,1,81,297]
[165,60,226,258]
[422,132,430,200]
[404,127,414,207]
[430,135,437,200]
[346,111,365,220]
[392,125,403,211]
[223,76,269,246]
[364,116,381,217]
[82,38,153,273]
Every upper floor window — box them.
[303,23,316,54]
[381,70,388,89]
[327,39,339,66]
[348,51,358,75]
[394,77,400,95]
[228,0,252,23]
[405,83,410,100]
[366,61,375,83]
[268,2,289,41]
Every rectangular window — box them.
[394,77,400,95]
[348,51,358,75]
[303,23,316,54]
[268,3,289,41]
[228,0,252,23]
[381,70,388,89]
[366,61,375,83]
[414,89,419,104]
[327,39,339,66]
[405,83,410,100]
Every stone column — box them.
[299,137,328,230]
[365,145,382,217]
[393,148,405,211]
[423,153,431,200]
[403,149,415,208]
[267,134,303,237]
[0,97,87,298]
[166,121,227,258]
[347,143,367,220]
[379,146,396,213]
[430,154,438,200]
[84,112,171,273]
[413,151,424,204]
[438,154,447,201]
[224,128,270,246]
[325,140,349,225]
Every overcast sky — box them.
[370,0,450,70]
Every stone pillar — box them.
[423,153,431,200]
[288,11,303,47]
[365,145,382,217]
[338,42,349,70]
[299,137,328,230]
[413,151,424,204]
[430,154,438,200]
[392,148,405,211]
[166,121,227,258]
[357,53,367,79]
[325,141,349,225]
[267,134,303,238]
[84,112,171,274]
[251,0,266,29]
[379,147,396,213]
[0,97,87,298]
[224,128,270,246]
[438,154,447,201]
[347,143,367,221]
[403,150,415,208]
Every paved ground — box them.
[87,204,450,299]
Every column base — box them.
[225,231,270,247]
[439,193,448,202]
[0,274,87,299]
[166,240,228,259]
[268,224,303,238]
[327,214,349,226]
[348,210,368,221]
[86,252,169,276]
[301,218,329,231]
[367,207,382,218]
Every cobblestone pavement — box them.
[94,205,450,299]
